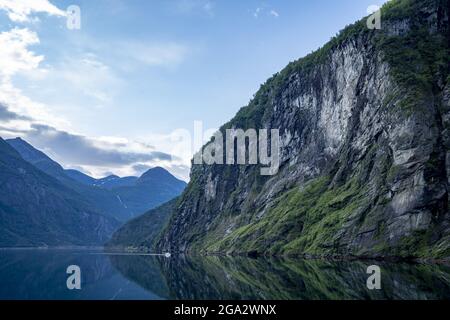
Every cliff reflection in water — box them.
[109,254,450,300]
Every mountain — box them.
[6,138,186,221]
[107,198,177,252]
[0,138,119,247]
[7,137,72,184]
[6,137,130,221]
[147,0,449,259]
[65,169,97,185]
[110,168,186,218]
[93,175,138,189]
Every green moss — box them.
[377,30,448,89]
[384,230,434,258]
[370,225,449,260]
[387,165,401,182]
[374,0,450,112]
[372,242,390,253]
[205,175,368,256]
[381,0,413,19]
[430,236,450,259]
[375,221,387,239]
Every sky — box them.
[0,0,388,181]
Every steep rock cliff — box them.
[156,0,450,259]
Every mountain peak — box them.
[137,167,186,187]
[6,137,64,170]
[0,137,22,158]
[140,167,171,179]
[7,137,31,147]
[104,174,120,180]
[143,166,166,174]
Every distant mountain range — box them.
[0,138,118,246]
[6,138,186,222]
[0,137,186,247]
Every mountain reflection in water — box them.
[109,254,450,300]
[0,250,449,300]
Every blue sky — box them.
[0,0,388,180]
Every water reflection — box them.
[0,249,449,300]
[0,249,159,300]
[110,254,450,300]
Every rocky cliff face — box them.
[157,0,450,259]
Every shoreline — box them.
[2,246,449,265]
[104,246,450,265]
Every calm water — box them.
[0,249,449,300]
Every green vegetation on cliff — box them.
[114,0,450,260]
[204,175,367,255]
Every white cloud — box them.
[1,122,188,179]
[254,7,261,18]
[0,1,191,181]
[0,28,187,180]
[0,81,70,129]
[0,28,69,128]
[0,0,66,22]
[65,36,191,71]
[0,28,43,79]
[53,54,123,105]
[118,41,190,68]
[24,124,173,165]
[270,10,279,18]
[174,0,215,17]
[253,7,280,19]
